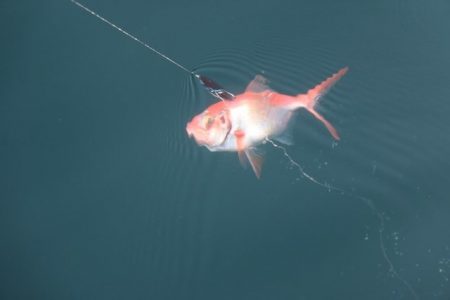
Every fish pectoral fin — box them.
[273,129,294,146]
[234,130,264,178]
[234,129,248,167]
[245,148,264,179]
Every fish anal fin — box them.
[273,125,294,145]
[245,75,270,93]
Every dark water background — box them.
[2,0,450,299]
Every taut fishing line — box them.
[70,0,234,101]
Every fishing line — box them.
[70,0,192,75]
[70,0,234,101]
[70,0,417,297]
[265,138,419,300]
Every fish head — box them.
[186,107,231,148]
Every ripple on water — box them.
[165,31,449,195]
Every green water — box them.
[2,0,450,299]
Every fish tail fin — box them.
[298,67,348,110]
[295,67,348,140]
[303,107,340,140]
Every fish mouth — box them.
[185,121,231,147]
[186,122,194,138]
[185,122,202,145]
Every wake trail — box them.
[265,138,419,300]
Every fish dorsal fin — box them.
[237,148,264,178]
[245,75,270,93]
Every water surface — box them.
[1,0,450,299]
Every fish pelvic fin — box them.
[239,148,264,179]
[234,129,264,178]
[246,148,264,178]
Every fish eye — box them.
[220,115,226,123]
[206,117,214,128]
[202,115,214,129]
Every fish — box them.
[186,67,348,178]
[70,1,348,178]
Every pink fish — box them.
[186,67,348,178]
